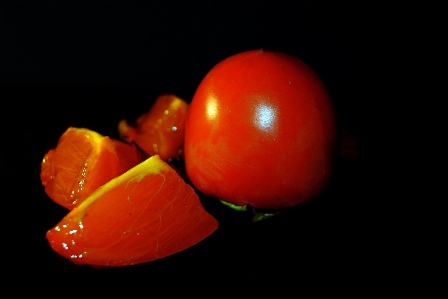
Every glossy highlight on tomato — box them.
[46,155,218,267]
[185,50,339,209]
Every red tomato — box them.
[184,50,339,209]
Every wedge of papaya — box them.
[118,94,188,161]
[41,127,145,210]
[46,155,218,266]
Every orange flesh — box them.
[41,127,145,210]
[118,94,188,161]
[46,155,218,266]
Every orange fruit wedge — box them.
[118,94,188,162]
[41,127,145,210]
[46,155,218,266]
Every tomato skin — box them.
[184,50,339,209]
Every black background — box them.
[1,0,442,292]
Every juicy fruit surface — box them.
[185,50,339,209]
[46,155,218,266]
[118,94,188,162]
[41,127,145,210]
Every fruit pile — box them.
[42,95,218,267]
[41,50,347,267]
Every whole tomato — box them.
[184,50,339,210]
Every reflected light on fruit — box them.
[206,96,218,120]
[255,103,276,131]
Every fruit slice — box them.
[46,155,218,266]
[118,94,188,162]
[41,127,145,210]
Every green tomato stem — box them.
[219,199,280,222]
[251,211,280,223]
[219,199,248,212]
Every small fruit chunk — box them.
[41,127,145,210]
[118,94,188,162]
[46,155,218,267]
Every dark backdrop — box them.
[0,0,442,292]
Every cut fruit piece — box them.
[41,127,145,210]
[46,155,218,267]
[118,94,188,162]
